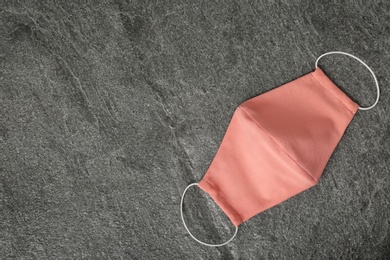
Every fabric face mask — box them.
[180,51,380,247]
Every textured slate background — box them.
[1,0,389,259]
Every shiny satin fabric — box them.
[198,67,359,226]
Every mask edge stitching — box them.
[310,73,355,114]
[201,178,244,225]
[238,106,319,183]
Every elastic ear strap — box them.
[180,183,238,247]
[315,51,380,111]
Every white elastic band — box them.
[180,183,238,247]
[315,51,380,111]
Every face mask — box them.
[180,51,380,247]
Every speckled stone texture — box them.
[1,0,389,259]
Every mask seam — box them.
[238,106,319,183]
[201,177,244,224]
[310,73,354,114]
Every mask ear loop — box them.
[180,183,238,247]
[315,51,380,111]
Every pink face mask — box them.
[180,52,380,246]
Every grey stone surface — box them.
[1,1,389,259]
